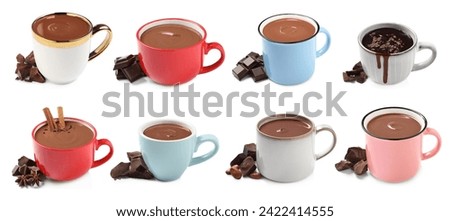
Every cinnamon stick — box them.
[42,107,57,132]
[57,106,65,130]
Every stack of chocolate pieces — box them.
[12,156,46,187]
[15,52,46,83]
[342,62,368,83]
[226,143,262,180]
[110,151,154,180]
[335,147,368,175]
[232,52,268,82]
[113,54,146,83]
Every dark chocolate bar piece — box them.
[232,64,250,80]
[115,69,127,80]
[243,143,256,161]
[335,160,353,171]
[122,62,145,83]
[345,147,366,164]
[247,51,260,59]
[127,151,142,161]
[239,156,256,176]
[230,153,247,166]
[251,66,268,82]
[242,56,259,69]
[18,156,36,167]
[110,162,130,179]
[113,54,136,70]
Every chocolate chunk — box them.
[128,168,154,180]
[25,51,36,66]
[247,51,260,59]
[29,67,45,83]
[249,171,263,179]
[16,63,31,79]
[230,153,247,166]
[127,151,142,161]
[12,165,21,176]
[18,156,36,167]
[225,168,231,175]
[16,54,26,64]
[110,162,130,179]
[113,55,137,70]
[356,71,368,83]
[353,160,368,175]
[240,156,256,176]
[122,62,145,83]
[242,56,259,69]
[335,160,353,171]
[243,143,256,161]
[353,61,363,71]
[232,64,250,80]
[251,66,268,82]
[115,69,127,80]
[343,71,355,82]
[230,165,242,179]
[345,147,366,164]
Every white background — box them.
[0,0,448,220]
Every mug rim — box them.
[32,12,94,48]
[257,113,315,140]
[358,23,418,56]
[140,119,196,143]
[258,13,320,44]
[136,18,207,51]
[361,106,427,140]
[32,117,98,151]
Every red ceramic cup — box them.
[32,117,114,181]
[136,18,225,85]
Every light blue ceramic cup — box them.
[139,120,219,181]
[258,13,331,85]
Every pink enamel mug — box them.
[362,107,441,183]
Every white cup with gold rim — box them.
[32,12,112,84]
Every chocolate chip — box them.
[243,143,256,161]
[353,160,368,175]
[230,153,247,166]
[240,156,256,176]
[335,160,353,171]
[251,66,268,82]
[345,147,366,164]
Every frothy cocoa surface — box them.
[144,123,192,140]
[367,113,421,139]
[259,119,312,138]
[362,28,413,54]
[140,24,202,49]
[262,18,316,43]
[32,13,91,41]
[35,121,94,149]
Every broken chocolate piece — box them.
[353,61,363,71]
[247,51,260,59]
[240,156,256,176]
[249,171,263,179]
[242,56,259,69]
[335,160,353,171]
[122,62,145,83]
[353,160,368,175]
[251,66,268,82]
[230,153,247,166]
[243,143,256,161]
[29,67,45,83]
[113,55,136,70]
[356,71,368,83]
[16,54,26,63]
[115,69,127,80]
[18,156,36,167]
[230,166,242,179]
[127,151,142,161]
[25,51,36,65]
[110,162,130,179]
[232,64,250,80]
[345,147,366,164]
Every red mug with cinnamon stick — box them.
[32,108,113,181]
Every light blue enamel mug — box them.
[258,13,331,85]
[139,120,219,181]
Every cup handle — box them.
[315,125,337,160]
[316,27,331,58]
[189,134,219,166]
[199,42,225,74]
[88,24,113,61]
[412,42,437,71]
[92,138,114,168]
[422,127,441,160]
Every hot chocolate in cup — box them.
[358,23,436,85]
[32,117,114,181]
